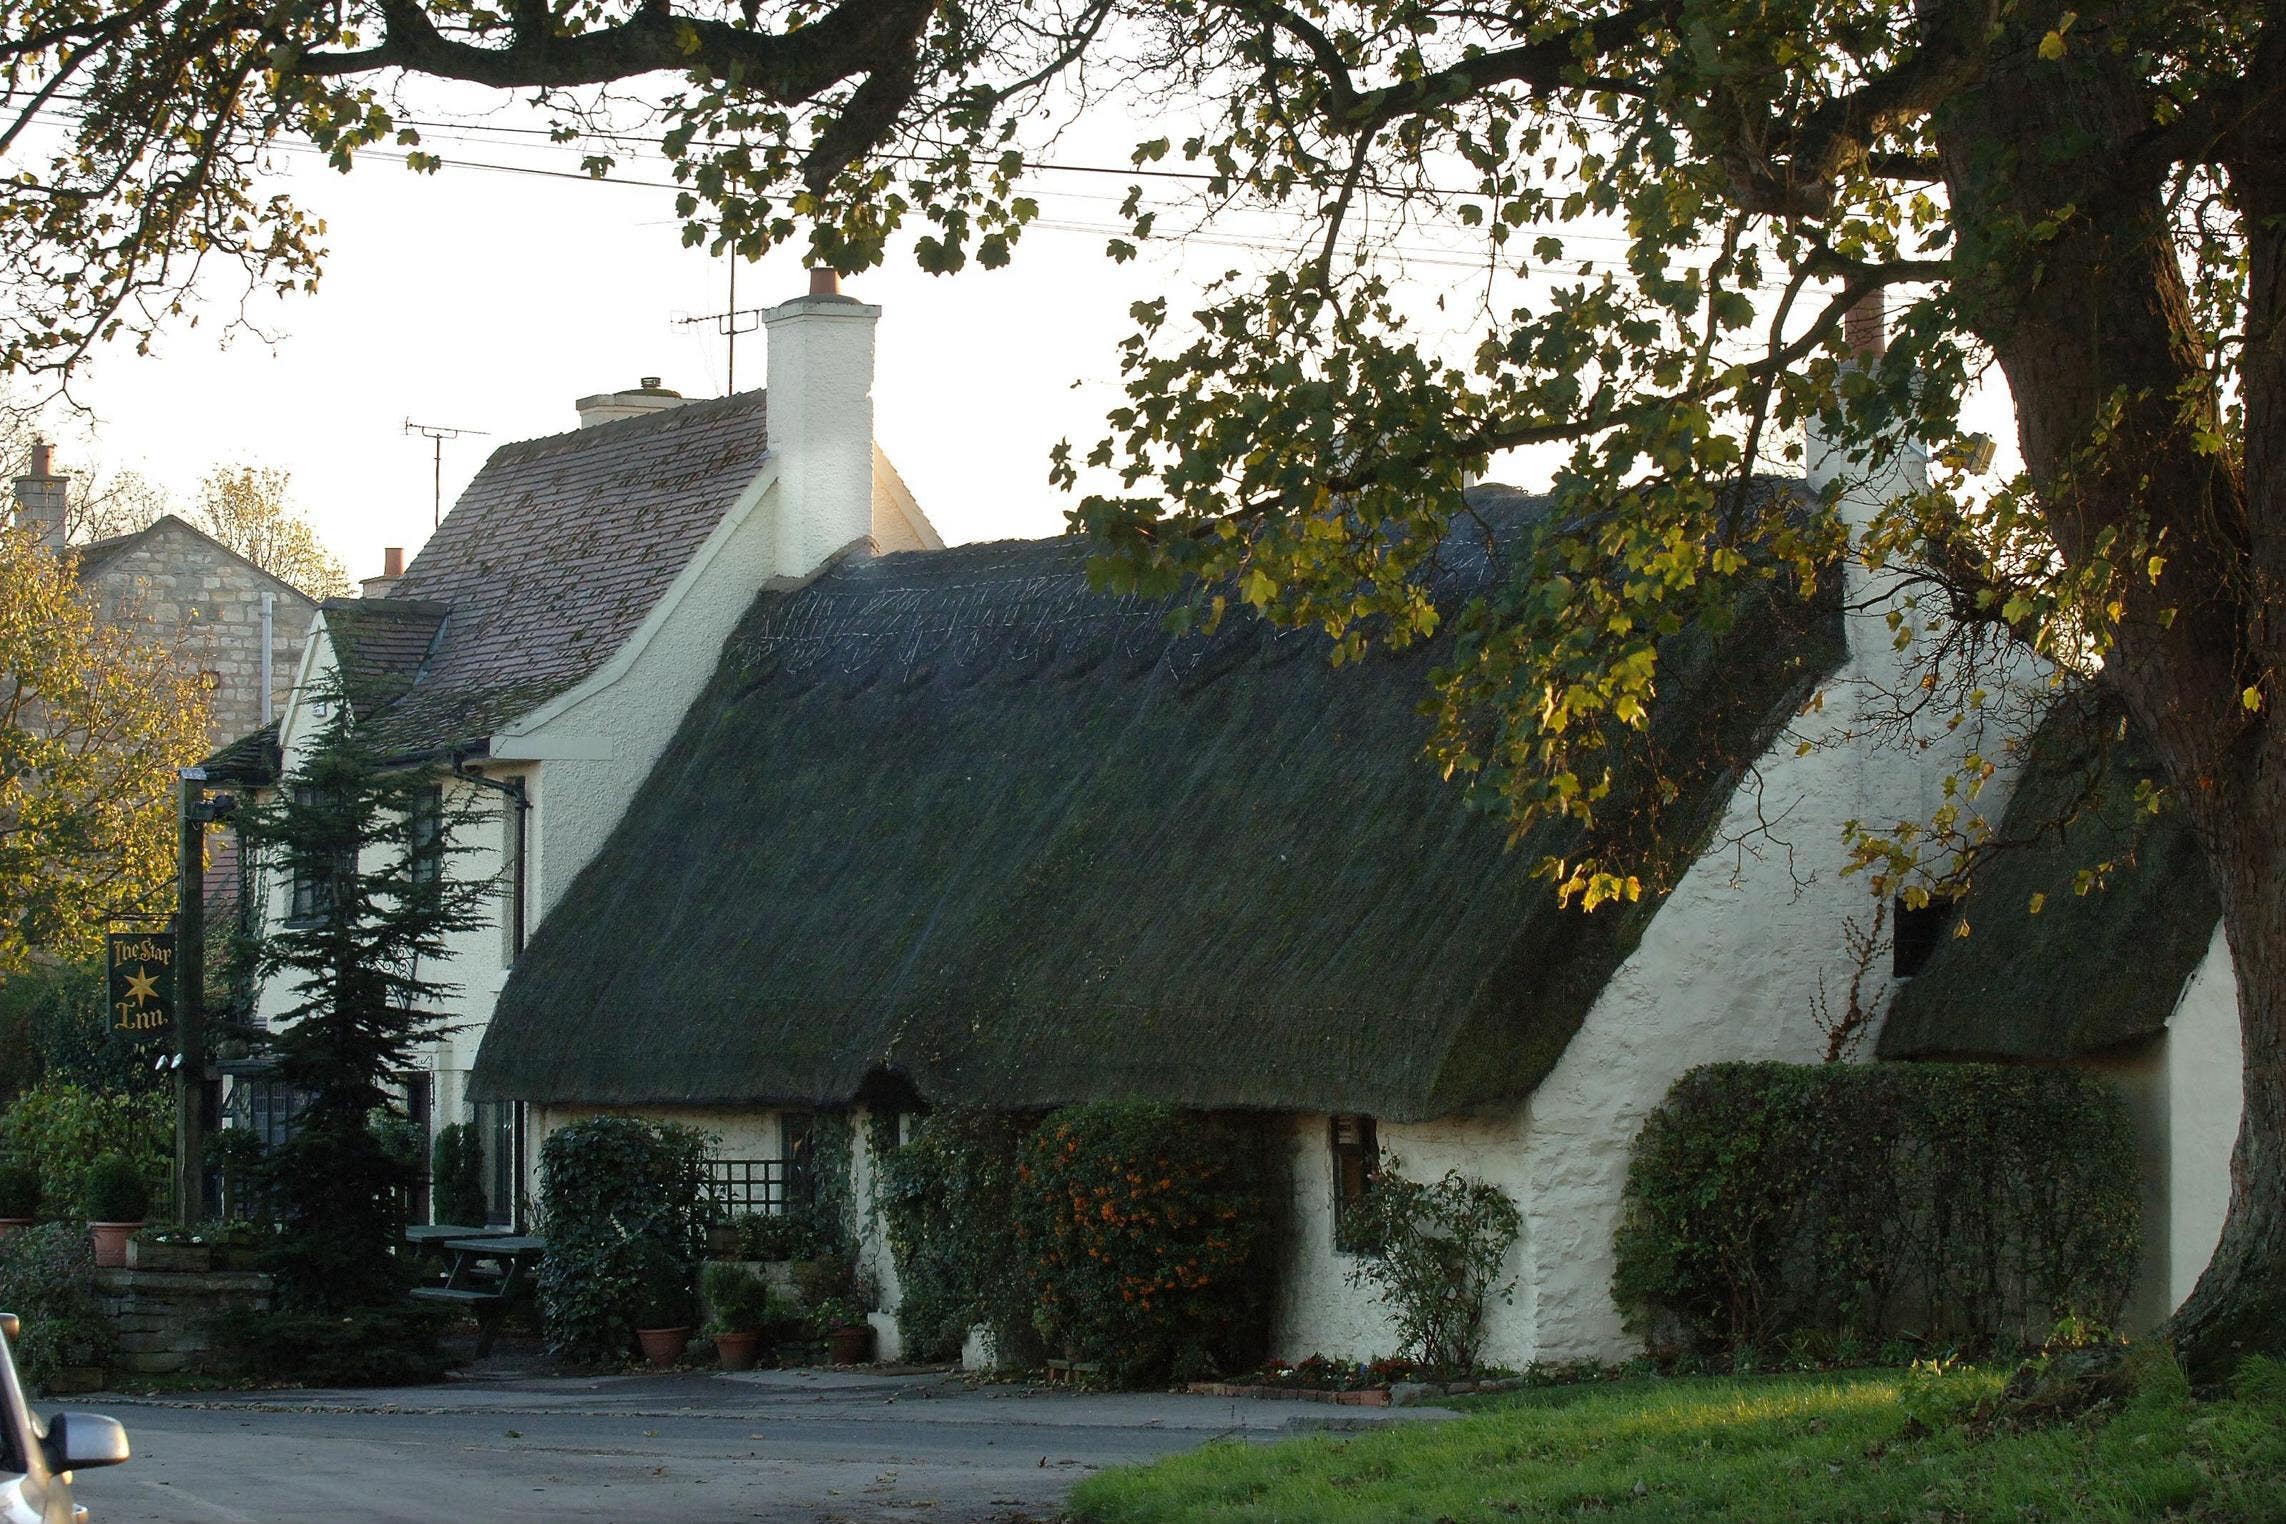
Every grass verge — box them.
[1068,1356,2286,1522]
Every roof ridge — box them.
[475,387,767,469]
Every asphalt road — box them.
[66,1367,1453,1524]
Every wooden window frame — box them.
[1330,1114,1379,1253]
[409,785,444,888]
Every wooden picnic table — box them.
[403,1223,508,1247]
[408,1234,545,1356]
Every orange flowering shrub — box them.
[1012,1103,1274,1386]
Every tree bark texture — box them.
[1936,0,2285,1380]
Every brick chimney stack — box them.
[11,441,68,553]
[1844,292,1886,362]
[361,545,405,599]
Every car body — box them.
[0,1313,130,1524]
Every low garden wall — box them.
[94,1267,274,1374]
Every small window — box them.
[498,776,530,967]
[472,1100,524,1228]
[782,1111,818,1209]
[1330,1114,1379,1252]
[286,785,353,923]
[1892,895,1951,978]
[408,786,444,887]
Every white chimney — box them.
[763,271,881,576]
[574,377,688,430]
[11,441,68,552]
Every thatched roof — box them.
[473,488,1843,1120]
[1877,689,2220,1061]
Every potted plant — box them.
[199,1217,262,1271]
[633,1253,697,1368]
[702,1261,770,1372]
[83,1153,150,1269]
[763,1292,815,1367]
[812,1297,873,1365]
[126,1223,212,1273]
[0,1162,39,1236]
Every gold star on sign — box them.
[123,969,160,1005]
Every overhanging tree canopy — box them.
[3,0,2281,1373]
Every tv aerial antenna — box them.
[404,419,490,528]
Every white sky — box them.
[17,86,2020,582]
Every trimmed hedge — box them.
[1614,1061,2140,1358]
[1013,1103,1276,1386]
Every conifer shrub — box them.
[1614,1061,2140,1360]
[1012,1103,1275,1386]
[430,1122,488,1227]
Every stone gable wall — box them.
[81,527,317,747]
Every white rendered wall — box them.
[1271,1109,1536,1367]
[2166,925,2245,1308]
[1268,413,2048,1367]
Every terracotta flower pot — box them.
[713,1331,762,1372]
[636,1326,691,1368]
[89,1220,144,1269]
[827,1324,873,1366]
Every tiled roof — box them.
[359,390,770,754]
[320,598,448,702]
[200,721,281,785]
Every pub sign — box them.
[106,931,174,1040]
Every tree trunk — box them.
[1934,0,2286,1379]
[2170,825,2286,1383]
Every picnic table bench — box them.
[407,1231,544,1356]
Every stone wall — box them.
[94,1267,274,1374]
[80,519,316,747]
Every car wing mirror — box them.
[43,1413,130,1472]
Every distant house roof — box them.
[199,721,281,785]
[354,390,771,754]
[472,486,1845,1120]
[1876,689,2221,1062]
[73,514,319,603]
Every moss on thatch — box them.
[474,489,1842,1120]
[1877,689,2221,1061]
